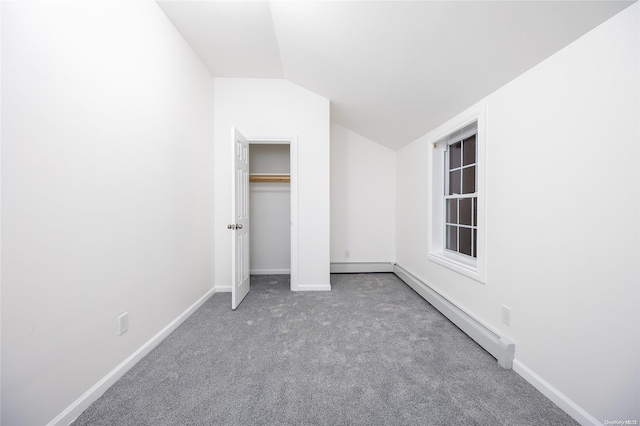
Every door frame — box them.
[247,136,299,291]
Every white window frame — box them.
[428,106,486,283]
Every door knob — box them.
[236,224,243,229]
[227,224,236,230]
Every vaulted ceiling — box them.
[157,1,633,150]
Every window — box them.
[428,108,485,282]
[445,125,477,258]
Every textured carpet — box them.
[72,273,576,426]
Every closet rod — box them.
[249,174,290,183]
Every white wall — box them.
[214,79,330,290]
[250,183,291,274]
[0,3,3,423]
[1,2,215,425]
[331,123,396,263]
[396,4,639,424]
[250,144,290,174]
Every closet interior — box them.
[249,144,291,276]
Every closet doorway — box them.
[248,138,298,291]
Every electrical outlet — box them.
[345,250,350,259]
[118,312,129,335]
[501,306,511,327]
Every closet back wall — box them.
[250,145,291,274]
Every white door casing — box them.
[231,128,250,309]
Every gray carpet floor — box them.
[72,273,576,425]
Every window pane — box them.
[446,225,458,251]
[459,198,472,226]
[449,142,461,169]
[462,166,476,194]
[459,227,472,256]
[463,135,476,166]
[473,228,477,258]
[446,199,458,224]
[473,197,477,226]
[449,170,461,195]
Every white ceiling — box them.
[157,0,633,151]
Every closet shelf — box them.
[249,174,291,183]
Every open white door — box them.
[230,128,250,309]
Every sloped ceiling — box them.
[157,1,633,151]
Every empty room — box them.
[1,1,638,425]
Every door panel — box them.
[231,128,250,309]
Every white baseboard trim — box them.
[513,360,601,426]
[330,262,395,273]
[48,287,217,426]
[217,282,329,292]
[393,264,515,369]
[250,269,291,275]
[294,284,331,291]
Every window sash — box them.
[444,134,477,197]
[444,193,476,199]
[444,131,478,259]
[444,197,478,259]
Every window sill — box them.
[428,251,485,283]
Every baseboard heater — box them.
[393,264,515,369]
